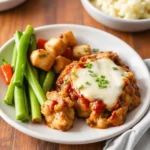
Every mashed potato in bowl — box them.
[90,0,150,19]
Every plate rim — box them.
[0,24,150,144]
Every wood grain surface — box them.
[0,0,150,150]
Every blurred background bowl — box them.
[0,0,26,12]
[81,0,150,32]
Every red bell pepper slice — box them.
[0,59,13,85]
[63,47,72,60]
[37,39,48,49]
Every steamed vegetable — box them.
[25,61,46,105]
[28,85,42,123]
[14,86,29,121]
[29,34,39,79]
[4,76,14,105]
[4,32,23,105]
[13,25,34,86]
[28,34,42,123]
[39,70,46,86]
[42,70,55,93]
[37,39,47,49]
[63,47,72,60]
[11,31,23,71]
[1,59,13,85]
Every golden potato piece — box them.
[54,56,71,74]
[59,31,77,47]
[30,49,55,71]
[44,38,66,56]
[73,44,91,60]
[41,91,75,131]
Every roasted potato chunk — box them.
[30,49,55,71]
[60,31,77,47]
[44,38,66,56]
[54,56,71,74]
[73,44,91,59]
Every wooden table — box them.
[0,0,150,150]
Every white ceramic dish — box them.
[0,24,150,144]
[81,0,150,32]
[0,0,26,12]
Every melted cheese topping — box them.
[71,58,127,110]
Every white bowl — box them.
[0,0,26,12]
[81,0,150,32]
[0,24,150,144]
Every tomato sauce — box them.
[93,101,106,113]
[81,57,87,62]
[50,100,58,111]
[78,63,85,68]
[81,95,89,109]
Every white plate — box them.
[0,24,150,144]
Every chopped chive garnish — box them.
[85,81,91,85]
[113,67,119,70]
[96,78,99,82]
[105,80,109,84]
[92,48,99,53]
[90,73,98,77]
[71,72,76,76]
[84,48,87,52]
[85,63,93,69]
[121,72,127,76]
[96,75,109,88]
[38,53,47,57]
[64,80,68,85]
[98,84,107,89]
[78,85,84,90]
[88,70,93,73]
[101,75,105,79]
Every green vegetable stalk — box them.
[25,61,46,105]
[42,70,55,93]
[28,85,42,123]
[13,25,34,87]
[11,31,23,71]
[14,86,29,121]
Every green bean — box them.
[5,31,23,105]
[42,70,55,93]
[28,85,42,123]
[39,70,46,86]
[13,25,34,87]
[11,45,17,71]
[24,61,46,105]
[29,34,37,52]
[4,76,14,105]
[22,86,30,122]
[27,34,42,123]
[29,34,38,79]
[14,86,29,121]
[11,31,23,71]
